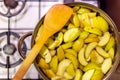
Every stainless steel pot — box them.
[18,2,120,80]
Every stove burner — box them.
[4,0,18,9]
[0,0,26,17]
[0,31,27,68]
[3,43,16,55]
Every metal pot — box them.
[18,2,120,80]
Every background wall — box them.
[100,0,120,31]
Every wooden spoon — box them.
[13,4,73,80]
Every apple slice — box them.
[73,14,80,27]
[56,32,64,46]
[38,58,49,69]
[83,63,100,72]
[90,50,104,64]
[48,32,63,49]
[80,31,89,39]
[51,76,63,80]
[101,58,112,74]
[64,28,80,42]
[72,38,84,52]
[65,53,79,69]
[43,69,56,78]
[49,50,56,56]
[74,69,83,80]
[73,6,80,12]
[108,47,115,59]
[48,39,59,50]
[85,42,97,59]
[56,59,71,76]
[61,42,73,50]
[88,33,97,38]
[39,46,52,63]
[65,49,77,57]
[44,51,52,63]
[77,7,90,14]
[91,69,104,80]
[92,16,108,32]
[105,36,115,51]
[50,56,58,73]
[82,69,95,80]
[98,32,110,46]
[96,47,109,58]
[84,26,102,36]
[57,46,65,61]
[64,72,73,79]
[93,16,108,32]
[68,23,76,29]
[66,63,75,77]
[78,47,88,66]
[84,37,99,43]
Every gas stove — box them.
[0,0,114,80]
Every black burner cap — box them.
[4,0,18,9]
[3,43,16,55]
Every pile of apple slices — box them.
[36,6,115,80]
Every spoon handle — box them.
[13,28,48,80]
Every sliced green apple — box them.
[83,63,100,72]
[68,23,76,29]
[74,69,83,80]
[82,69,95,80]
[64,28,80,42]
[39,46,52,63]
[44,51,52,63]
[61,42,73,50]
[78,47,88,66]
[57,46,65,61]
[108,47,115,59]
[105,36,115,51]
[80,31,89,39]
[50,56,58,73]
[57,59,71,76]
[73,14,80,27]
[55,32,64,46]
[90,50,104,64]
[65,53,79,69]
[98,32,110,46]
[77,7,90,14]
[38,58,49,69]
[91,69,104,80]
[66,63,75,77]
[51,76,63,80]
[88,33,98,38]
[96,47,109,58]
[92,16,108,32]
[101,58,112,74]
[48,32,63,49]
[65,49,77,57]
[84,26,102,36]
[73,6,80,12]
[84,37,99,43]
[72,38,84,52]
[43,69,56,78]
[64,72,73,79]
[85,42,97,59]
